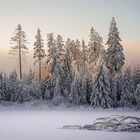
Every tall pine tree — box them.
[9,24,28,79]
[33,28,46,81]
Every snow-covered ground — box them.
[0,102,140,140]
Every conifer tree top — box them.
[107,17,122,45]
[106,17,125,75]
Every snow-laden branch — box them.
[63,115,140,132]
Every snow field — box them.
[0,109,140,140]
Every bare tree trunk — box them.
[18,33,22,80]
[39,60,41,81]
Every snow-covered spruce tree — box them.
[88,27,103,72]
[24,69,42,99]
[29,80,42,99]
[78,40,90,104]
[33,28,46,81]
[16,80,31,103]
[45,33,57,98]
[14,79,41,103]
[133,67,140,89]
[46,33,55,66]
[74,39,81,71]
[0,73,9,101]
[53,62,64,97]
[79,75,88,104]
[68,40,75,58]
[134,84,140,107]
[40,77,47,99]
[120,69,136,107]
[51,46,65,101]
[106,17,125,75]
[46,33,57,75]
[25,69,34,85]
[65,38,71,46]
[109,74,118,107]
[85,73,93,104]
[55,34,65,63]
[44,76,52,99]
[67,39,80,71]
[78,48,93,104]
[9,24,28,80]
[8,71,19,102]
[46,33,65,100]
[0,73,3,100]
[48,56,62,99]
[70,72,82,104]
[0,72,18,101]
[116,77,123,102]
[62,41,74,97]
[53,77,65,105]
[9,71,17,82]
[53,77,61,97]
[80,40,88,69]
[70,70,89,105]
[45,45,64,101]
[90,65,112,108]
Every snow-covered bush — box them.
[17,81,31,103]
[52,96,65,105]
[0,72,8,101]
[29,80,42,99]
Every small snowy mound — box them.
[63,115,140,132]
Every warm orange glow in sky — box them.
[0,40,139,73]
[0,0,140,73]
[123,40,140,66]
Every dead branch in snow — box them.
[63,115,140,132]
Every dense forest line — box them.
[0,17,140,108]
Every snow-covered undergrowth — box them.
[0,100,139,111]
[0,101,140,140]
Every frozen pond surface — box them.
[0,108,140,140]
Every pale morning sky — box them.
[0,0,140,73]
